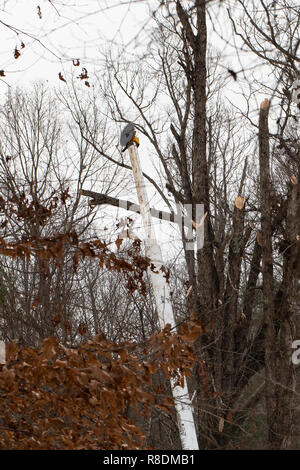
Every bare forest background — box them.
[0,0,299,450]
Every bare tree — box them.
[0,83,132,347]
[63,0,300,449]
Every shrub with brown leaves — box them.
[0,321,200,449]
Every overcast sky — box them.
[0,0,273,259]
[0,0,154,89]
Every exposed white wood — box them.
[128,143,199,450]
[0,340,5,364]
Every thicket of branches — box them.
[0,0,299,450]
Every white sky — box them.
[0,0,285,259]
[0,0,153,89]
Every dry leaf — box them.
[235,196,245,210]
[14,47,21,59]
[115,236,123,250]
[58,72,67,83]
[32,296,40,311]
[78,322,87,336]
[52,313,62,327]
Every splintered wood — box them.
[0,341,5,364]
